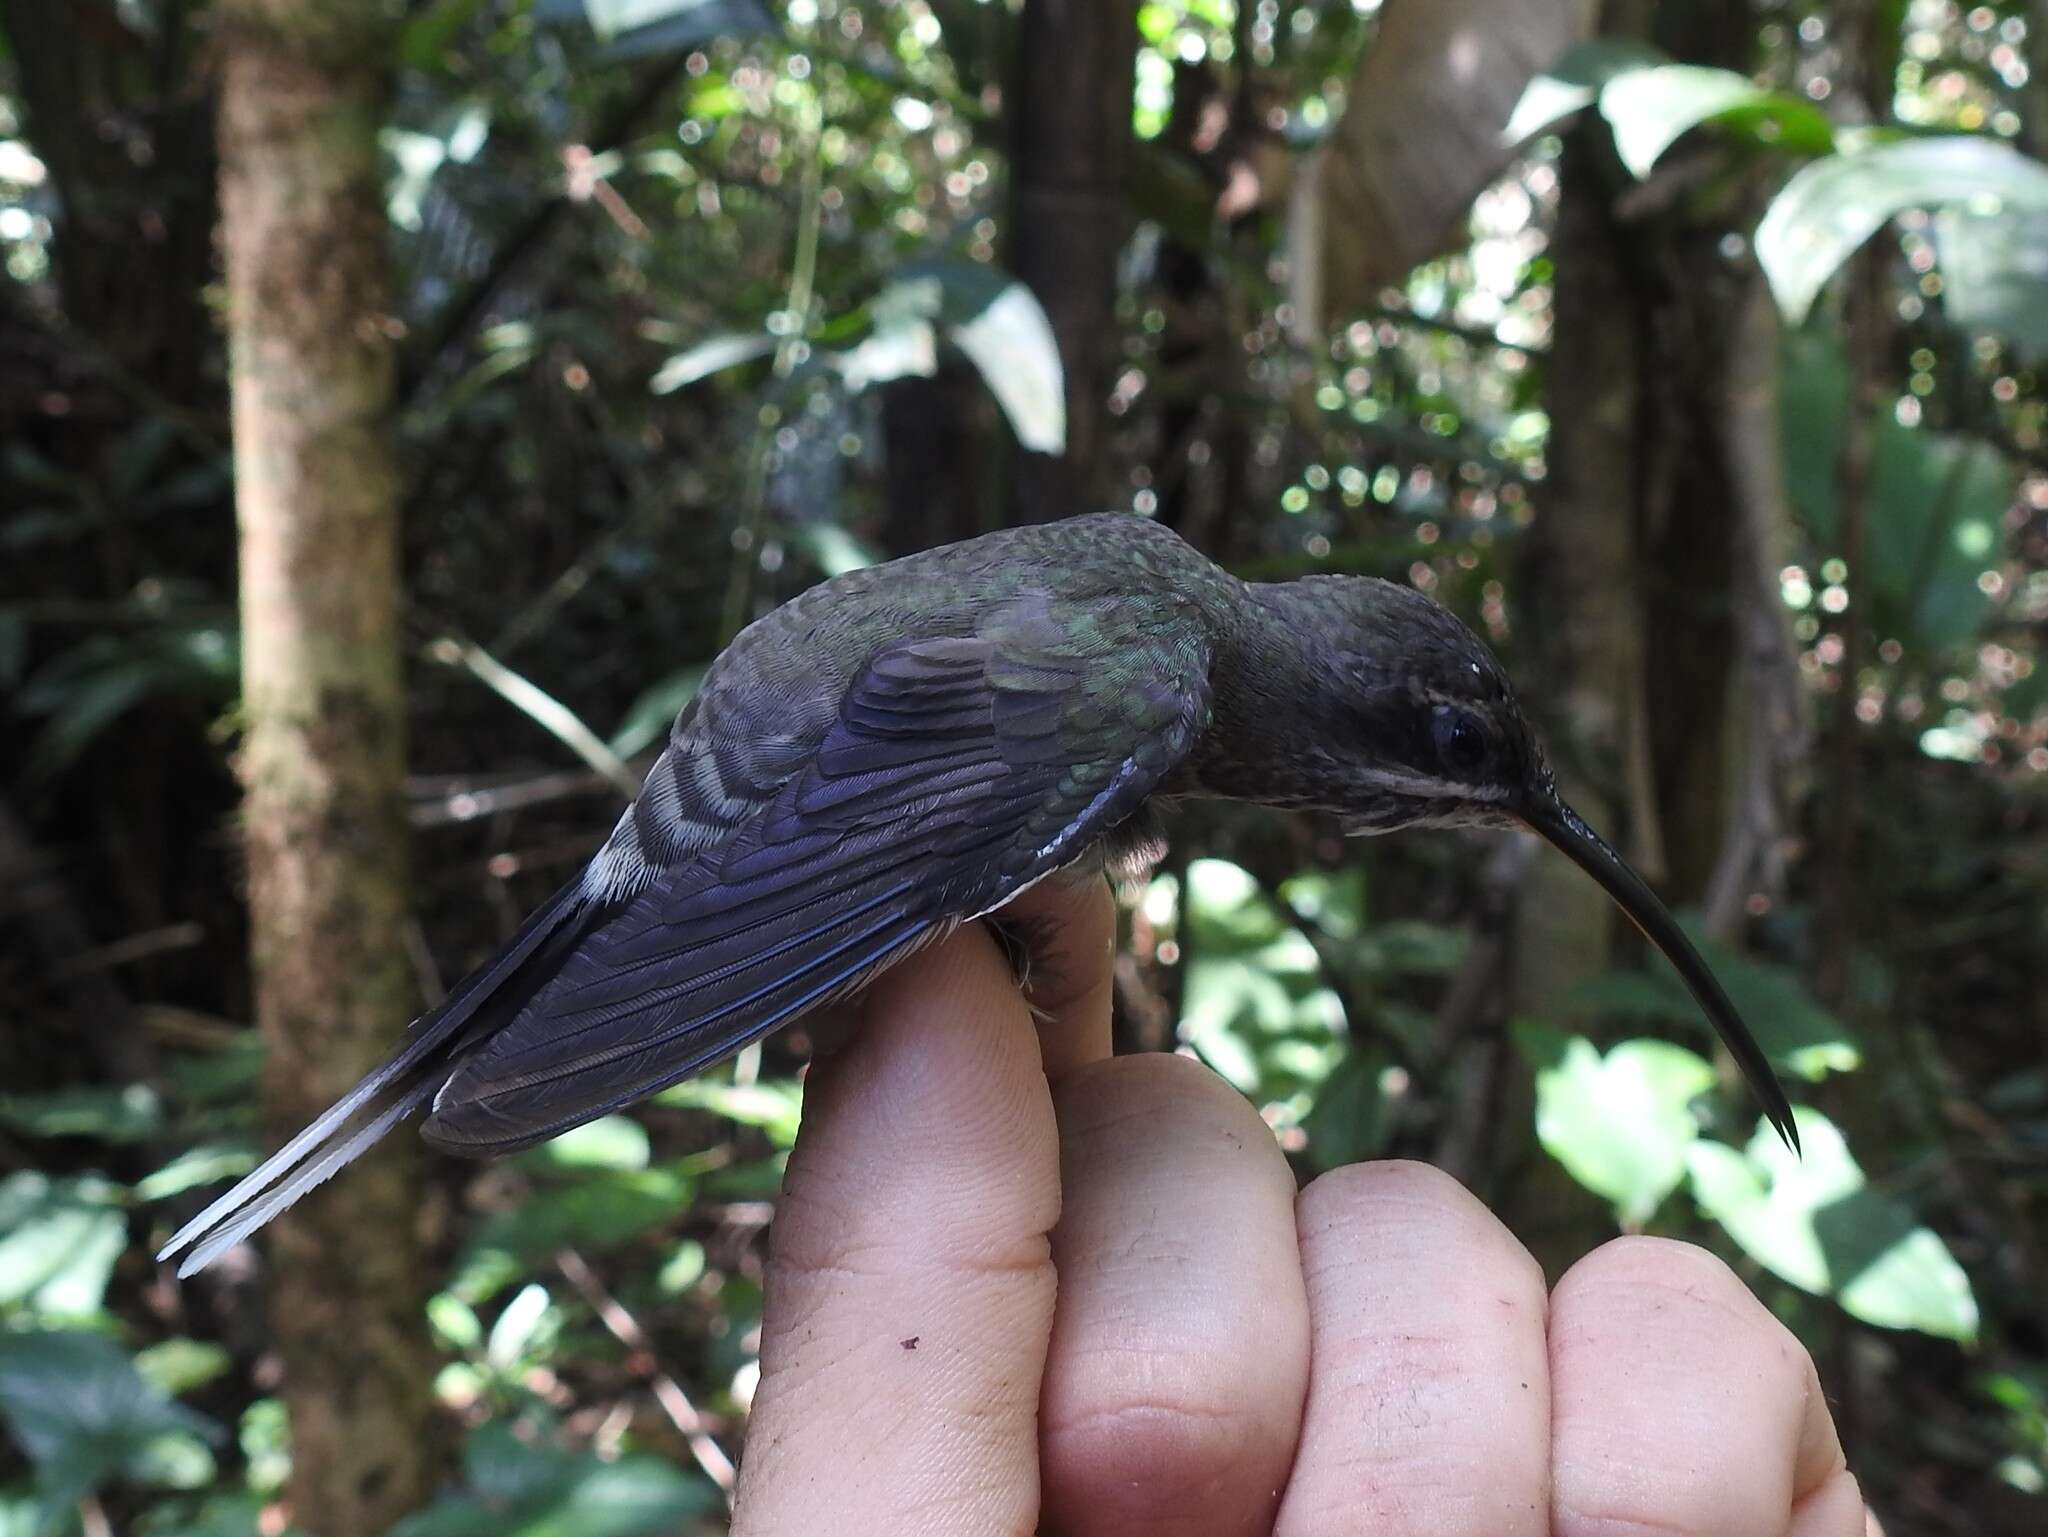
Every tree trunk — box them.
[1512,115,1648,1017]
[1008,0,1136,523]
[1517,0,1763,1018]
[217,4,437,1531]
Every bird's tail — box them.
[155,880,594,1278]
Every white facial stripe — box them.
[1349,765,1510,802]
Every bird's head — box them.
[1257,574,1798,1150]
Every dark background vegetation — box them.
[2,1,2045,1533]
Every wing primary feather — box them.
[425,914,938,1154]
[156,877,595,1269]
[455,890,927,1094]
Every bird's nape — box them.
[1518,794,1801,1154]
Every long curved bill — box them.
[1520,794,1800,1153]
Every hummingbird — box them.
[161,511,1795,1276]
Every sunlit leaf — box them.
[132,1340,232,1399]
[0,1174,128,1316]
[657,1080,804,1147]
[0,1085,161,1143]
[1932,204,2048,359]
[519,1116,650,1174]
[133,1144,259,1205]
[1758,134,2048,324]
[486,1284,556,1371]
[539,0,773,55]
[648,332,776,394]
[950,282,1065,454]
[1502,38,1668,145]
[1687,1110,1979,1341]
[1536,1038,1715,1224]
[1598,64,1831,179]
[791,522,879,577]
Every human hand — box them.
[731,879,1874,1536]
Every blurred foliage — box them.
[3,0,2046,1534]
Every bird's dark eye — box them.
[1431,705,1490,777]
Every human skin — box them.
[730,879,1877,1537]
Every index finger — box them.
[731,924,1062,1536]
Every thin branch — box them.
[554,1247,738,1500]
[408,767,614,829]
[425,637,640,798]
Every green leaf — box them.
[656,1080,804,1147]
[791,523,880,578]
[389,1418,719,1537]
[836,263,1066,453]
[0,1174,128,1316]
[134,1144,259,1205]
[1758,134,2048,324]
[469,1167,695,1258]
[1536,1038,1716,1224]
[1501,38,1668,146]
[1600,65,1773,179]
[949,281,1065,454]
[399,0,487,72]
[428,1293,485,1353]
[132,1340,232,1398]
[1302,1045,1398,1171]
[656,1241,706,1296]
[0,1085,161,1143]
[1932,204,2048,359]
[518,1116,651,1174]
[0,1331,218,1519]
[1687,1110,1979,1341]
[1779,330,2014,652]
[486,1284,556,1371]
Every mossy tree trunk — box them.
[217,3,436,1531]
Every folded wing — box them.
[423,593,1211,1152]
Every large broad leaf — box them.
[1687,1110,1979,1341]
[1932,204,2048,360]
[836,262,1066,454]
[1501,38,1666,146]
[0,1174,129,1316]
[1758,135,2048,324]
[1779,330,2013,652]
[536,0,773,57]
[0,1332,219,1520]
[1597,64,1832,180]
[0,1086,161,1143]
[1536,1038,1716,1224]
[1320,0,1589,315]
